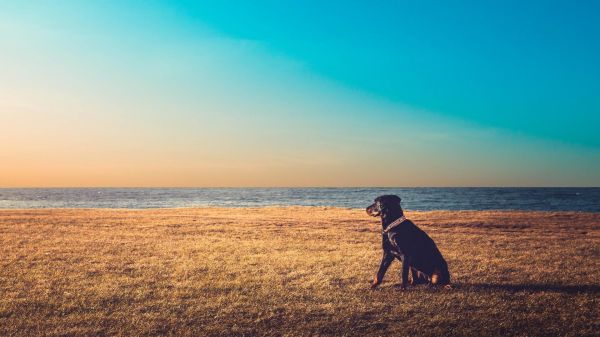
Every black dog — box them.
[367,195,451,289]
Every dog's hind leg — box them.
[410,268,429,285]
[430,267,451,287]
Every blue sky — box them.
[180,0,600,146]
[0,1,599,186]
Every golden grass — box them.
[1,207,599,336]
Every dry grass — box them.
[1,207,599,336]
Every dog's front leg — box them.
[372,251,394,289]
[400,256,411,290]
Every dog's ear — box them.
[380,195,401,206]
[375,195,401,210]
[387,195,401,204]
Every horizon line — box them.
[1,186,598,189]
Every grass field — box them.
[1,207,599,336]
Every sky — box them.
[0,0,599,187]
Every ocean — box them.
[0,187,598,211]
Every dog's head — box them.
[366,195,402,217]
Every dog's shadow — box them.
[459,282,600,294]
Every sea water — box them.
[0,187,598,211]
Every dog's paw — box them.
[370,276,381,289]
[393,283,407,291]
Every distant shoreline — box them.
[1,206,598,215]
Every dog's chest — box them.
[385,232,406,258]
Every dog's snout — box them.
[366,203,379,217]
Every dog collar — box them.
[383,215,407,234]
